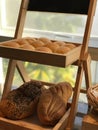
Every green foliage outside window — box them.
[25,62,77,86]
[3,59,77,87]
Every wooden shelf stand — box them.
[0,0,97,130]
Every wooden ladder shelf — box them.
[0,0,97,130]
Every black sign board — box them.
[28,0,89,14]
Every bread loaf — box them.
[37,89,66,126]
[0,80,43,120]
[49,82,72,104]
[17,80,42,99]
[0,110,5,117]
[0,91,36,120]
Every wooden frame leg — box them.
[83,53,92,90]
[66,54,92,129]
[1,60,17,99]
[83,54,92,112]
[66,63,84,130]
[16,61,30,82]
[1,60,30,100]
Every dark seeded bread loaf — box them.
[0,80,43,120]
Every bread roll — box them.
[20,43,35,51]
[17,39,30,45]
[37,89,66,126]
[44,42,60,52]
[0,80,43,120]
[0,41,20,48]
[36,46,52,53]
[30,40,44,48]
[16,38,36,45]
[38,37,51,44]
[53,41,66,46]
[65,43,76,49]
[26,37,36,44]
[55,46,71,54]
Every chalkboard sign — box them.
[28,0,89,14]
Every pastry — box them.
[36,46,52,53]
[38,37,52,44]
[44,42,60,52]
[30,40,44,48]
[20,43,35,51]
[0,80,43,120]
[37,89,66,126]
[65,43,76,49]
[50,82,72,104]
[55,46,71,54]
[26,37,36,44]
[17,38,30,45]
[17,80,43,99]
[53,41,66,46]
[0,110,5,117]
[0,91,36,120]
[0,41,20,48]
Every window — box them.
[0,0,98,102]
[0,0,98,37]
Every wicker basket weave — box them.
[87,84,98,112]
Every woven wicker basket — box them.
[87,84,98,112]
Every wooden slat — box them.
[80,0,97,59]
[83,53,92,90]
[14,0,29,39]
[1,60,17,99]
[66,63,84,130]
[89,47,98,61]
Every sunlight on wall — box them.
[1,0,6,27]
